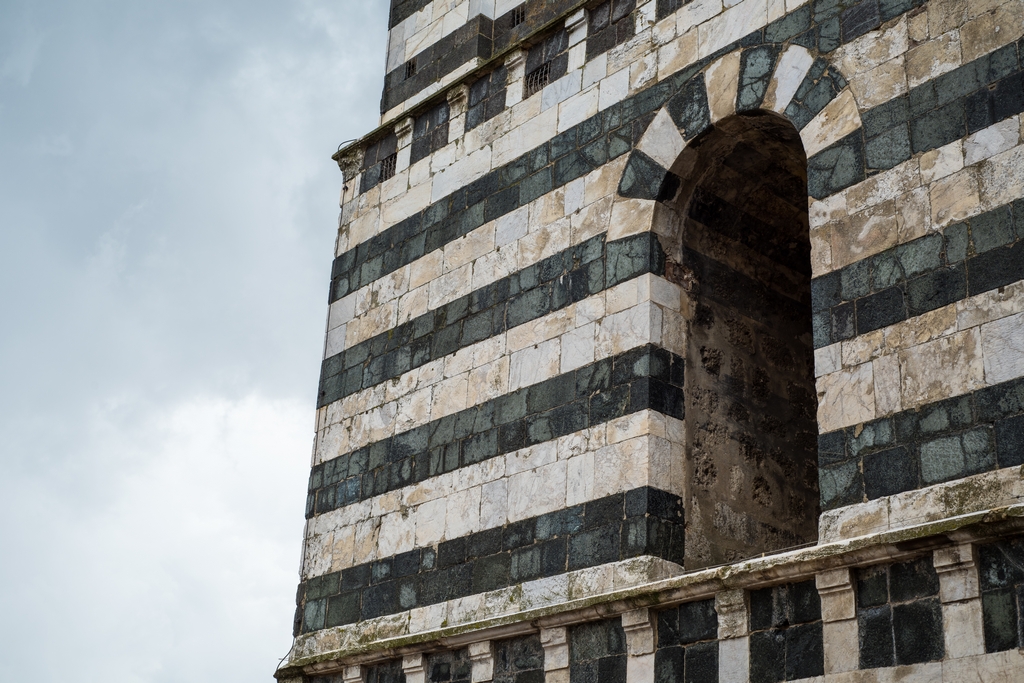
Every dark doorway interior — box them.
[660,112,820,569]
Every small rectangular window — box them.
[379,153,397,181]
[404,59,416,80]
[511,4,526,27]
[524,62,550,97]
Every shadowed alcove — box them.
[656,111,820,570]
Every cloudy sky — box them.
[0,1,387,680]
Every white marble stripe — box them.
[815,279,1024,434]
[302,410,685,578]
[315,274,685,466]
[326,159,627,358]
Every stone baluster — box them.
[934,543,985,658]
[816,568,859,674]
[716,589,749,683]
[622,607,656,683]
[468,640,495,683]
[342,664,366,683]
[540,626,570,683]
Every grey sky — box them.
[0,1,387,680]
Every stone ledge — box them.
[276,503,1024,677]
[820,464,1024,542]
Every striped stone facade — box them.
[276,0,1024,680]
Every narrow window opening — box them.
[404,59,417,80]
[511,4,526,27]
[524,62,550,97]
[379,153,397,181]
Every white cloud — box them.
[0,393,310,682]
[0,0,390,680]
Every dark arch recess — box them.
[658,111,820,570]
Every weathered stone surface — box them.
[286,0,1024,678]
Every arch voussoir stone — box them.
[618,41,865,202]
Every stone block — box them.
[718,636,749,683]
[764,44,814,113]
[906,30,962,89]
[899,327,984,409]
[716,588,748,638]
[919,139,963,184]
[817,362,876,433]
[930,167,981,228]
[823,618,858,674]
[637,108,685,169]
[981,311,1024,386]
[964,117,1019,166]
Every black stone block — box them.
[361,582,397,619]
[467,527,502,560]
[976,378,1024,422]
[856,286,906,334]
[737,45,779,112]
[982,589,1019,652]
[536,504,585,540]
[654,646,684,683]
[840,258,870,299]
[858,604,895,669]
[889,557,939,602]
[676,599,719,645]
[584,494,624,530]
[812,270,842,312]
[893,598,944,664]
[540,536,568,576]
[819,459,863,509]
[863,95,910,135]
[684,641,718,683]
[667,75,711,139]
[618,150,669,200]
[749,629,785,683]
[807,131,865,198]
[864,446,921,499]
[325,591,360,627]
[785,622,824,680]
[910,100,966,153]
[972,205,1016,253]
[996,414,1024,467]
[992,71,1024,122]
[472,552,510,593]
[568,524,621,569]
[841,0,880,42]
[766,6,811,42]
[791,580,822,624]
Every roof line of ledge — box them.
[276,503,1024,678]
[332,0,593,171]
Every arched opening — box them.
[658,112,819,570]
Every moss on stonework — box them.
[276,505,1024,678]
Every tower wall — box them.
[279,0,1024,680]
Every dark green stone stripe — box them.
[318,232,665,408]
[295,486,685,635]
[309,344,684,518]
[809,38,1024,198]
[819,373,1024,510]
[811,198,1024,349]
[337,1,955,304]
